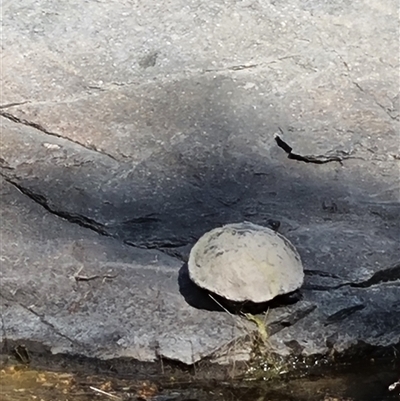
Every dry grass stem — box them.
[89,386,122,400]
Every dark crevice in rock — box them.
[2,175,186,258]
[124,240,191,262]
[303,269,346,291]
[324,304,365,326]
[284,339,305,354]
[304,269,342,279]
[0,101,30,109]
[350,261,400,288]
[0,111,117,161]
[159,249,187,262]
[302,284,344,291]
[0,157,14,170]
[2,175,111,236]
[304,262,400,292]
[268,304,317,335]
[124,239,191,250]
[274,132,355,164]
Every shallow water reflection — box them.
[1,362,399,401]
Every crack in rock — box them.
[0,111,117,161]
[324,304,365,326]
[2,175,189,255]
[304,269,342,279]
[2,176,110,236]
[25,306,83,348]
[274,133,356,164]
[350,261,400,288]
[304,262,400,292]
[302,284,344,291]
[353,82,399,121]
[124,238,191,250]
[0,101,30,109]
[0,293,82,348]
[269,304,317,335]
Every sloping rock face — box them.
[1,0,399,371]
[0,174,250,366]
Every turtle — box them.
[187,221,304,304]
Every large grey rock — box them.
[0,176,251,365]
[188,222,304,303]
[1,0,399,373]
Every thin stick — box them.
[74,274,117,282]
[89,386,122,400]
[208,294,248,331]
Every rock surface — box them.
[188,222,304,303]
[1,0,399,372]
[0,175,251,365]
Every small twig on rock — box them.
[72,266,117,282]
[89,386,122,400]
[74,274,117,282]
[208,294,252,332]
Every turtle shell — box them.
[188,222,304,303]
